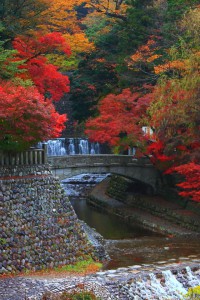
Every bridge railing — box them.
[0,144,47,166]
[48,154,152,169]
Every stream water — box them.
[62,174,200,270]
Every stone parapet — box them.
[48,155,151,169]
[0,145,47,167]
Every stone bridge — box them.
[48,155,160,192]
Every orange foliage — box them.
[39,0,127,34]
[130,39,159,62]
[147,54,162,63]
[64,33,95,54]
[129,37,161,69]
[154,60,187,74]
[39,0,87,33]
[85,0,127,16]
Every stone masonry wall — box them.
[106,175,132,202]
[105,175,200,232]
[0,166,94,275]
[0,164,51,178]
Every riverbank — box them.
[88,177,200,237]
[63,173,200,269]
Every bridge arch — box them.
[48,155,160,193]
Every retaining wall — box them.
[0,165,94,275]
[106,175,200,232]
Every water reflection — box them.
[70,197,154,239]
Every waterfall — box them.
[121,267,200,300]
[89,142,100,154]
[47,139,66,156]
[128,147,136,156]
[162,270,187,298]
[68,138,75,155]
[126,272,186,300]
[185,266,200,286]
[94,142,100,154]
[79,139,89,154]
[47,138,101,156]
[148,273,167,297]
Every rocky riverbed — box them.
[0,261,200,300]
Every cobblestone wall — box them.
[0,166,94,275]
[0,164,51,178]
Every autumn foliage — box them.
[173,163,200,202]
[0,82,67,151]
[85,4,200,202]
[12,33,71,101]
[85,87,153,153]
[0,31,71,151]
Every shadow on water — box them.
[62,174,200,270]
[70,197,154,240]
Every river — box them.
[62,173,200,270]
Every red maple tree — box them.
[173,163,200,202]
[85,87,153,153]
[12,32,71,101]
[0,81,67,151]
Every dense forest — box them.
[0,0,199,201]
